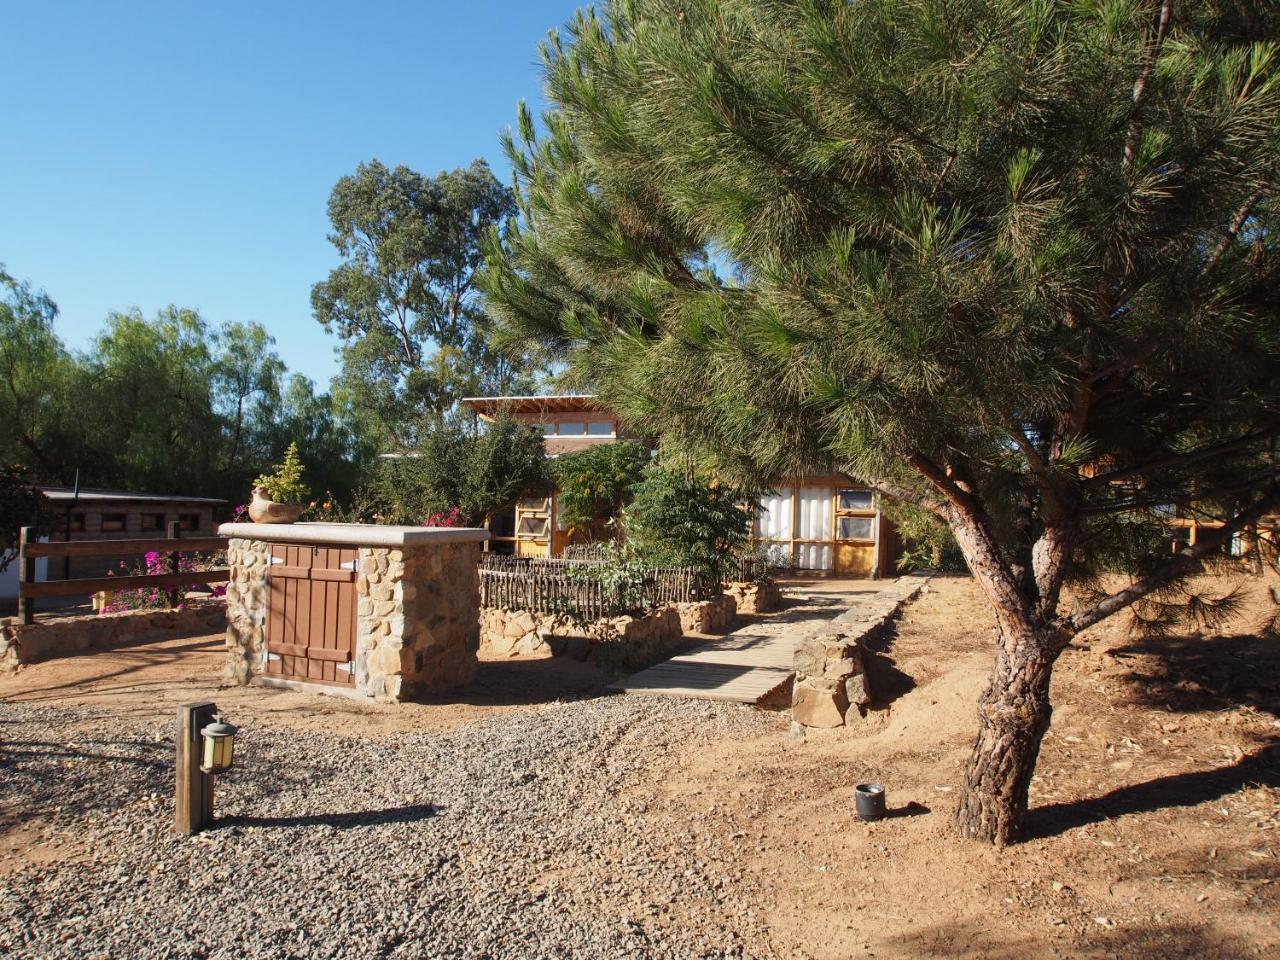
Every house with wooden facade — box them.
[461,394,900,578]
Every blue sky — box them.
[1,0,581,387]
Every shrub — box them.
[99,550,225,614]
[254,441,310,504]
[550,441,650,538]
[624,467,752,582]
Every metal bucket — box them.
[854,783,887,821]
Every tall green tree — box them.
[482,1,1280,844]
[0,271,370,508]
[312,159,532,447]
[361,417,548,525]
[0,268,87,482]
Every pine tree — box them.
[481,0,1280,844]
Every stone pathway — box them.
[610,577,886,703]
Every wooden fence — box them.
[556,543,774,583]
[478,554,714,620]
[15,524,230,624]
[721,553,774,583]
[561,542,612,562]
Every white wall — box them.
[0,544,48,602]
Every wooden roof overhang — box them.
[460,395,602,421]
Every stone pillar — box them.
[355,540,482,700]
[223,537,269,685]
[791,630,872,728]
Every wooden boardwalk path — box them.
[611,578,882,704]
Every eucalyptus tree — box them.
[481,0,1280,844]
[312,159,530,446]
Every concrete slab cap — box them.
[217,522,490,547]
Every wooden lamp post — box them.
[174,702,238,835]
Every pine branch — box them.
[1122,0,1174,178]
[1069,491,1280,632]
[1200,187,1267,282]
[1083,431,1274,489]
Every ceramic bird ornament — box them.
[248,485,305,524]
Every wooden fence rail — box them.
[16,524,229,625]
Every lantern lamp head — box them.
[199,715,238,774]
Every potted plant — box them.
[249,442,309,524]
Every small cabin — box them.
[461,395,901,578]
[34,487,225,580]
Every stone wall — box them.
[674,595,737,634]
[791,572,932,729]
[222,537,270,686]
[223,536,482,701]
[725,580,783,614]
[1,600,225,673]
[480,604,685,673]
[357,542,481,700]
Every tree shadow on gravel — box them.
[1024,742,1280,840]
[423,656,611,708]
[1108,632,1280,717]
[217,802,440,830]
[890,918,1264,960]
[0,738,170,829]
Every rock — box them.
[793,641,826,679]
[791,680,849,728]
[844,673,871,709]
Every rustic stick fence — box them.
[722,553,774,583]
[561,542,612,562]
[15,524,230,624]
[478,554,715,620]
[556,543,774,583]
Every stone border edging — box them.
[791,571,935,728]
[1,600,226,673]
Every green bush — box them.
[624,467,752,581]
[550,441,650,539]
[880,498,966,573]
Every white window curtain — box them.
[755,489,793,540]
[796,487,833,570]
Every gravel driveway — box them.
[1,695,780,960]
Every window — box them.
[518,515,549,537]
[538,423,556,435]
[68,513,86,533]
[140,513,166,532]
[586,421,614,436]
[100,513,127,533]
[178,513,201,531]
[838,489,874,511]
[838,516,874,541]
[518,495,550,512]
[556,421,586,436]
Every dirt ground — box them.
[3,573,1278,958]
[657,573,1280,959]
[0,630,615,738]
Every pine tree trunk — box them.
[956,632,1058,845]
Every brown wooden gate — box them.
[266,544,358,687]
